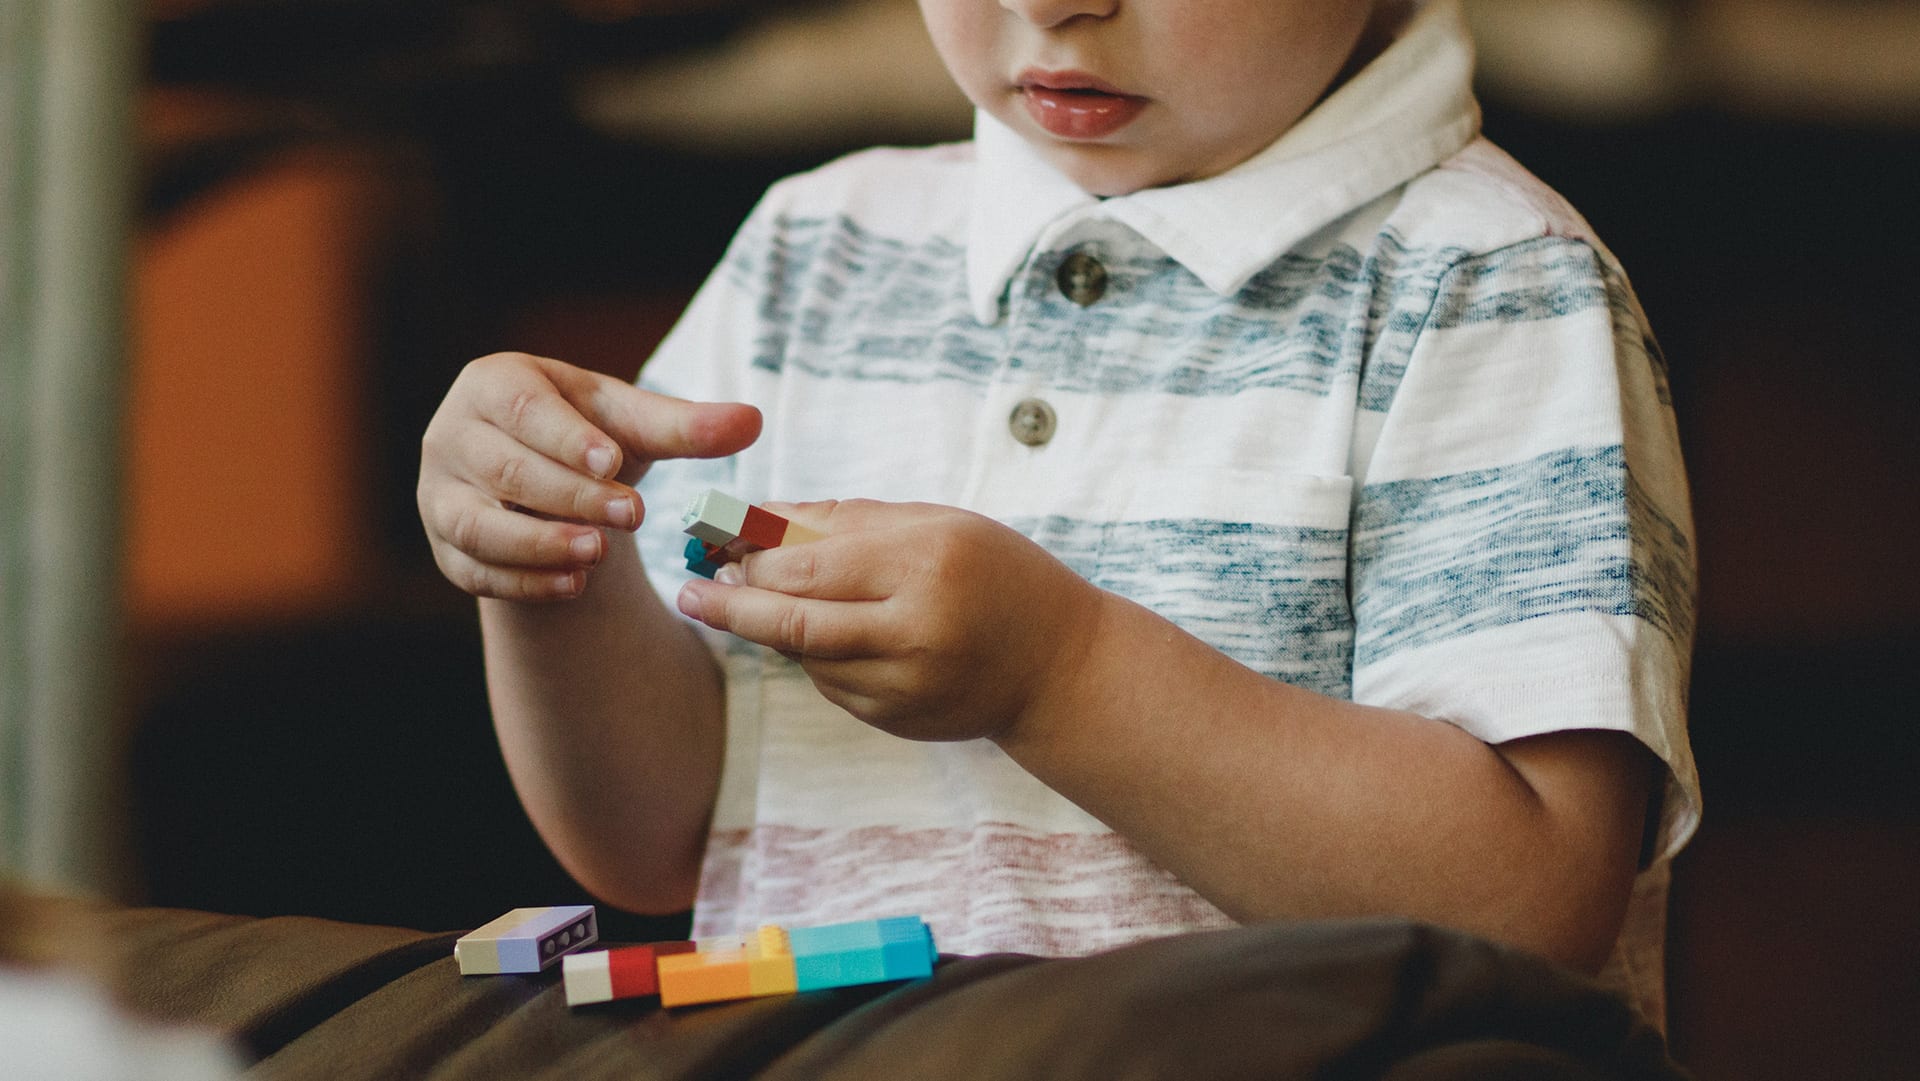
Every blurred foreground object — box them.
[574,0,972,151]
[0,969,244,1081]
[1468,0,1920,123]
[0,0,140,899]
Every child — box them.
[417,0,1699,1024]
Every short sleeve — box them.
[630,195,790,628]
[1349,236,1700,860]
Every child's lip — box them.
[1015,68,1147,140]
[1015,68,1136,97]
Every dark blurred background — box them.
[120,2,1917,1079]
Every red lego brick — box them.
[738,505,790,551]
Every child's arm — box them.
[418,352,761,912]
[677,500,1650,973]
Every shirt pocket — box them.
[1090,468,1358,697]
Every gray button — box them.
[1008,398,1057,447]
[1056,251,1107,306]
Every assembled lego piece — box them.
[562,940,697,1006]
[680,489,825,578]
[789,916,937,992]
[454,905,599,975]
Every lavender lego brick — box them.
[454,905,598,975]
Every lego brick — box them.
[877,916,940,979]
[747,925,799,996]
[780,519,825,546]
[657,948,755,1006]
[454,905,598,975]
[681,489,751,548]
[562,941,696,1006]
[792,947,884,992]
[737,504,790,551]
[683,536,722,579]
[789,917,934,992]
[561,949,618,1006]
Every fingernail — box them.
[587,446,616,477]
[714,563,744,586]
[570,532,601,563]
[606,498,637,528]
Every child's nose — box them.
[999,0,1119,30]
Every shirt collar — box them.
[966,0,1481,325]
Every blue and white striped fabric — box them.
[632,0,1696,1026]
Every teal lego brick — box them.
[792,944,887,992]
[789,917,934,992]
[683,536,721,579]
[878,920,936,980]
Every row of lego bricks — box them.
[569,915,937,1008]
[452,906,937,1009]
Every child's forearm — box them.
[481,539,724,915]
[992,590,1652,974]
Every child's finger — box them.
[426,490,605,571]
[676,580,880,660]
[727,532,906,602]
[451,424,640,530]
[469,354,629,480]
[432,540,587,602]
[547,366,762,473]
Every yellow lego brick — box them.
[747,926,796,996]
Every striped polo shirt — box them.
[633,0,1699,1023]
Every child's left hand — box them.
[675,500,1103,743]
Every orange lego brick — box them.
[657,949,753,1006]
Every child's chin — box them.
[1043,147,1170,198]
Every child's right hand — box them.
[417,352,761,602]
